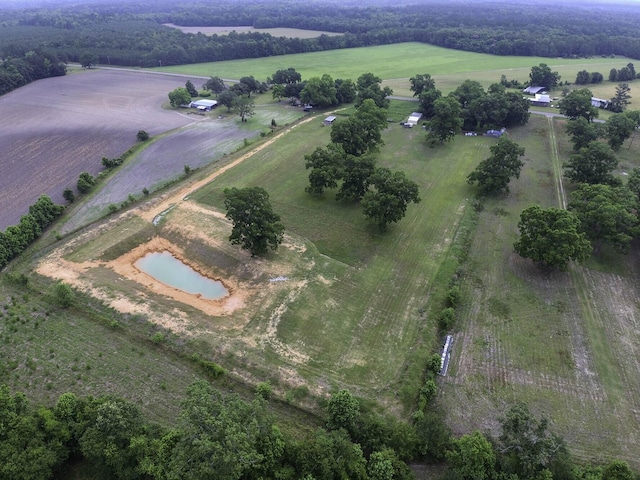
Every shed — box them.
[405,112,423,127]
[190,99,218,111]
[591,97,610,109]
[485,127,506,138]
[323,115,337,125]
[523,86,546,95]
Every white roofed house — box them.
[528,94,551,107]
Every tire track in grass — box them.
[547,116,566,209]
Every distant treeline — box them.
[1,0,640,70]
[0,50,66,96]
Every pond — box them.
[134,251,228,300]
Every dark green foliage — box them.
[558,88,599,122]
[568,183,639,253]
[564,141,618,185]
[602,460,635,480]
[467,137,526,195]
[565,117,599,152]
[304,144,345,195]
[336,155,377,202]
[270,68,302,85]
[413,409,452,461]
[217,89,237,112]
[529,63,561,89]
[53,281,75,308]
[233,95,255,122]
[326,389,360,433]
[355,72,393,109]
[63,188,75,204]
[185,80,198,97]
[438,307,456,330]
[514,206,592,270]
[223,186,285,256]
[168,87,191,107]
[190,354,226,378]
[77,172,96,194]
[203,76,226,94]
[331,99,388,156]
[497,402,568,480]
[361,168,421,232]
[301,73,338,107]
[609,83,632,113]
[0,195,64,269]
[335,78,357,104]
[446,431,497,480]
[429,96,463,143]
[606,113,636,150]
[0,50,66,97]
[136,130,149,141]
[102,155,125,169]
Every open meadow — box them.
[157,41,639,101]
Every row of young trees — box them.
[0,196,64,269]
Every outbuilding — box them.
[591,97,610,109]
[523,86,546,95]
[323,115,337,125]
[404,112,423,127]
[189,99,218,111]
[528,93,551,107]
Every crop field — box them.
[163,23,343,38]
[0,68,207,230]
[157,41,638,98]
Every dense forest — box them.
[2,0,640,73]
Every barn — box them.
[523,86,546,95]
[190,99,218,111]
[591,97,610,109]
[528,93,551,107]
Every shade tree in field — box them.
[609,83,632,113]
[233,95,255,122]
[301,73,338,107]
[428,96,463,143]
[223,186,284,256]
[304,144,346,195]
[335,78,357,104]
[217,89,237,112]
[529,63,561,90]
[467,136,525,195]
[239,75,263,97]
[356,72,393,109]
[514,206,591,270]
[558,88,599,122]
[269,67,302,85]
[362,168,421,232]
[202,75,226,94]
[330,99,388,156]
[498,402,568,480]
[411,72,442,119]
[565,117,599,152]
[605,112,637,150]
[563,141,619,185]
[336,155,377,202]
[168,87,191,107]
[568,183,639,253]
[79,53,97,69]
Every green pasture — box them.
[191,105,489,401]
[156,42,637,96]
[439,114,640,467]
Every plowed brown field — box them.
[0,68,205,229]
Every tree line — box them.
[0,196,64,269]
[4,0,640,72]
[0,49,66,97]
[1,380,636,480]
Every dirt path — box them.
[138,115,318,224]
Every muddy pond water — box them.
[135,251,228,300]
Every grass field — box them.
[163,23,343,39]
[156,42,639,99]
